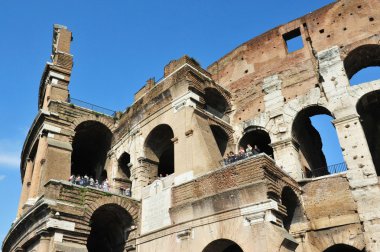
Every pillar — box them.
[37,230,52,252]
[28,134,48,200]
[271,138,304,180]
[334,114,380,252]
[17,158,34,217]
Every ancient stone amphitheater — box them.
[3,0,380,251]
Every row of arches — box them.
[202,239,363,252]
[69,89,380,184]
[85,201,364,252]
[69,43,380,180]
[292,90,380,177]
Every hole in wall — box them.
[283,28,304,53]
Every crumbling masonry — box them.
[3,0,380,251]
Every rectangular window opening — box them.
[283,28,304,53]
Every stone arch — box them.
[357,90,380,175]
[86,203,134,252]
[291,105,342,177]
[71,120,113,181]
[344,44,380,82]
[280,186,305,232]
[203,87,231,119]
[83,196,139,224]
[323,244,363,252]
[70,115,115,137]
[202,239,244,252]
[202,82,232,109]
[239,126,273,157]
[144,124,175,176]
[118,152,132,179]
[209,124,232,157]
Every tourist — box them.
[89,177,95,187]
[69,174,75,183]
[246,144,253,157]
[103,178,109,192]
[83,174,89,186]
[125,187,131,197]
[224,153,230,165]
[253,145,261,155]
[75,175,81,185]
[228,151,235,163]
[238,146,246,159]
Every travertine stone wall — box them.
[5,1,380,251]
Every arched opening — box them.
[204,88,229,119]
[323,244,363,252]
[292,106,344,178]
[71,121,112,181]
[118,152,131,178]
[202,239,244,252]
[344,44,380,85]
[145,124,174,176]
[357,90,380,175]
[281,187,304,232]
[239,127,273,157]
[210,125,229,157]
[87,204,133,252]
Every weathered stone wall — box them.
[5,0,380,251]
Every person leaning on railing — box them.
[246,144,253,157]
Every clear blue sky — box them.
[3,0,377,244]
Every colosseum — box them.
[2,0,380,251]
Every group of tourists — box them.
[68,174,109,191]
[224,144,261,165]
[68,174,132,196]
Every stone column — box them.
[334,114,380,252]
[28,134,48,200]
[131,157,158,199]
[17,158,34,217]
[333,114,377,186]
[37,231,52,252]
[271,138,304,180]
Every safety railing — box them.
[305,162,347,178]
[220,152,271,167]
[68,180,132,197]
[67,97,116,117]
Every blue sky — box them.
[3,0,376,244]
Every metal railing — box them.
[220,151,270,167]
[67,97,116,117]
[306,162,347,178]
[69,180,132,197]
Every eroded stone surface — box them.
[3,1,380,251]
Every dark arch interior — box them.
[281,187,304,232]
[118,152,131,178]
[87,204,133,252]
[323,244,362,252]
[145,124,174,176]
[344,44,380,81]
[239,128,273,157]
[292,106,335,177]
[202,239,243,252]
[204,88,228,119]
[210,125,229,157]
[357,90,380,176]
[71,121,112,180]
